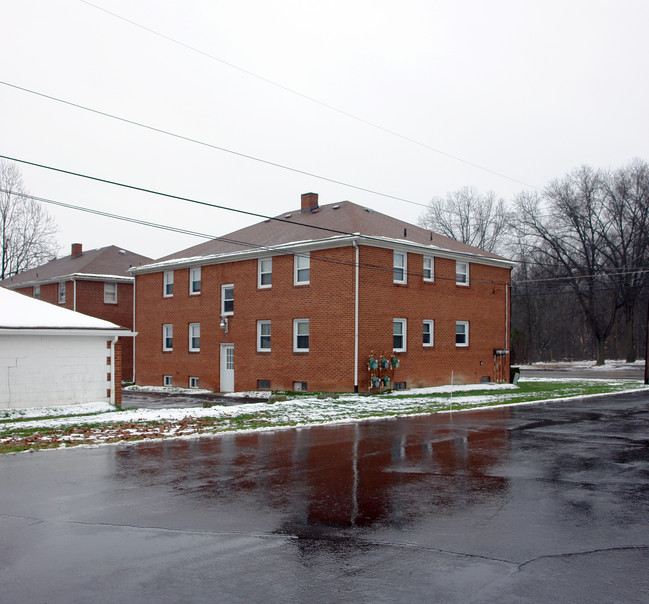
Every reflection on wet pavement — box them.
[114,408,512,530]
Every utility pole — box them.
[645,295,649,385]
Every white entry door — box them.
[220,344,234,392]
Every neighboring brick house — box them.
[0,244,151,381]
[132,193,514,393]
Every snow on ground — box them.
[3,366,647,452]
[0,402,115,420]
[518,359,645,370]
[1,379,640,434]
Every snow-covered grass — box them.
[1,377,647,454]
[517,359,645,370]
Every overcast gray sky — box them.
[2,0,648,259]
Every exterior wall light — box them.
[219,316,229,334]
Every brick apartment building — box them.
[132,193,514,393]
[0,243,152,380]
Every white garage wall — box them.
[0,334,111,408]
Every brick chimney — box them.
[71,243,83,257]
[301,192,319,213]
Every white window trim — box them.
[162,324,173,351]
[393,251,407,284]
[423,319,434,347]
[58,281,66,304]
[393,318,407,352]
[293,318,310,352]
[456,261,469,286]
[104,282,118,304]
[294,253,310,285]
[423,256,435,282]
[33,285,40,299]
[258,257,272,289]
[221,284,234,316]
[163,270,174,297]
[189,266,201,295]
[163,375,173,386]
[189,376,199,388]
[456,321,469,347]
[257,320,271,352]
[189,323,200,352]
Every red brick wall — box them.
[134,244,511,392]
[15,280,135,380]
[114,338,123,407]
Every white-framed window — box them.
[189,323,200,352]
[163,270,174,297]
[162,324,173,351]
[258,257,272,288]
[393,318,407,352]
[189,376,199,388]
[423,256,434,282]
[456,261,469,286]
[104,282,118,304]
[293,319,310,352]
[163,375,173,386]
[33,285,40,299]
[393,251,407,284]
[294,253,310,285]
[423,320,434,347]
[189,266,201,295]
[257,320,271,352]
[456,321,469,347]
[221,284,234,316]
[58,281,66,304]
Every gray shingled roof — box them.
[158,200,507,263]
[0,245,153,288]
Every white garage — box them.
[0,287,129,409]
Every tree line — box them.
[419,159,649,365]
[2,157,648,364]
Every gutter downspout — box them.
[132,276,136,383]
[73,278,77,312]
[353,240,359,393]
[110,335,117,406]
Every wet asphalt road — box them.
[1,391,648,603]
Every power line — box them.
[0,80,428,209]
[1,181,511,285]
[78,0,541,192]
[513,268,649,285]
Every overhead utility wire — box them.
[79,0,540,192]
[513,268,649,285]
[0,154,358,237]
[0,164,508,285]
[0,80,427,209]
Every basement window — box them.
[293,381,308,392]
[257,379,271,390]
[189,376,199,388]
[163,375,173,386]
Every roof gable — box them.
[158,200,507,264]
[1,245,153,288]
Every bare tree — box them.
[418,187,510,254]
[599,159,649,362]
[0,160,59,279]
[513,167,620,365]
